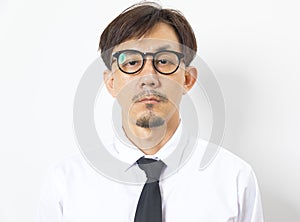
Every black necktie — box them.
[134,157,165,222]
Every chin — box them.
[132,110,162,128]
[136,118,165,128]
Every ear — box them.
[104,69,116,97]
[183,66,197,94]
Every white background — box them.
[1,0,300,221]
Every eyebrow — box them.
[155,44,172,51]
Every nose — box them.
[137,59,161,90]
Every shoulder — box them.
[185,139,260,195]
[194,139,255,178]
[45,151,93,180]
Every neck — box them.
[122,112,180,155]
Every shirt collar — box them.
[112,121,184,172]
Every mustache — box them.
[132,90,168,103]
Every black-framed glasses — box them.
[112,49,184,75]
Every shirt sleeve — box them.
[237,166,264,222]
[36,164,64,222]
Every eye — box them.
[155,52,178,66]
[158,59,169,65]
[128,60,139,66]
[121,59,142,68]
[119,53,142,67]
[156,58,175,66]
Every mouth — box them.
[132,90,168,104]
[137,96,161,104]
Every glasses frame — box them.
[112,49,184,75]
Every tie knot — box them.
[137,157,165,183]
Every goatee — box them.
[136,114,165,128]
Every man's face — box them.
[104,23,196,131]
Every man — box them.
[37,2,264,221]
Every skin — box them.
[104,22,197,155]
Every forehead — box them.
[113,39,181,53]
[113,23,181,53]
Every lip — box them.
[132,90,168,104]
[137,97,160,104]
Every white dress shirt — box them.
[36,123,264,222]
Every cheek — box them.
[164,78,185,106]
[113,75,135,94]
[114,76,139,108]
[114,75,126,89]
[162,75,185,93]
